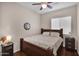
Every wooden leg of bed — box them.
[57,42,63,56]
[61,42,63,48]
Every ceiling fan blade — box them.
[47,5,52,9]
[40,7,43,10]
[47,2,53,4]
[32,3,41,5]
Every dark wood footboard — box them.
[20,38,53,56]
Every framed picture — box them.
[24,22,31,30]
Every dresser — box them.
[1,42,14,56]
[65,37,75,50]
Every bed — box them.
[20,28,63,56]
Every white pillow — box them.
[50,32,59,37]
[42,32,49,36]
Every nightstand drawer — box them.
[3,45,13,51]
[65,38,71,41]
[66,45,72,49]
[66,45,75,50]
[66,42,72,45]
[65,38,75,42]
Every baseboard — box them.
[14,49,20,53]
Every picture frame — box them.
[24,22,31,30]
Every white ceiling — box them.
[18,2,78,14]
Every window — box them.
[51,16,71,34]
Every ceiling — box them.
[18,2,78,14]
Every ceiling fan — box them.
[32,2,53,10]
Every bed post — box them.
[60,28,63,38]
[41,28,43,34]
[20,38,23,51]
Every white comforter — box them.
[24,35,63,55]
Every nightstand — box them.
[1,42,14,56]
[65,37,75,50]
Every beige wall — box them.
[77,4,79,54]
[0,2,40,52]
[77,4,79,37]
[41,5,77,36]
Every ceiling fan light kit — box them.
[32,2,53,10]
[41,4,47,9]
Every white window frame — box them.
[51,16,71,34]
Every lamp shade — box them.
[6,35,12,42]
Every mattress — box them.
[24,35,63,55]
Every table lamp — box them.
[0,35,12,45]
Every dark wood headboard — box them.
[41,28,63,38]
